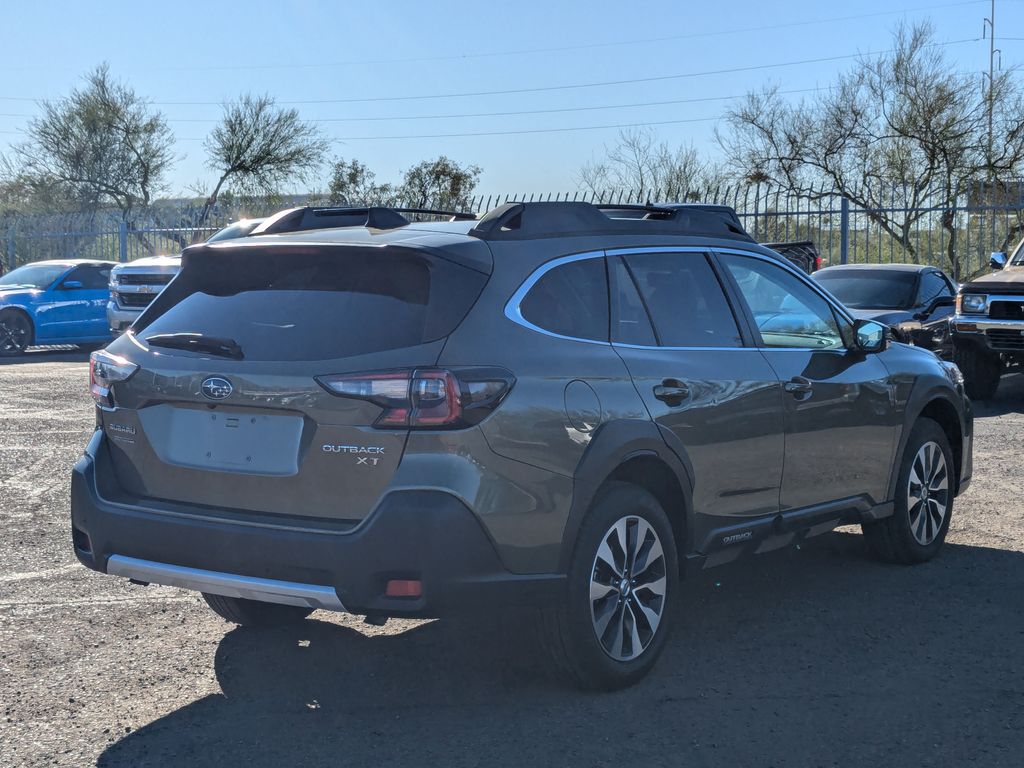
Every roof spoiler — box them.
[249,205,476,236]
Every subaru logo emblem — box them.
[201,376,233,400]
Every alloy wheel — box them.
[0,314,29,355]
[589,515,668,661]
[907,441,949,546]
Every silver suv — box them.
[71,202,973,690]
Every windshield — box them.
[206,219,262,243]
[0,263,68,290]
[813,270,917,310]
[1010,238,1024,266]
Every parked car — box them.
[0,259,116,356]
[71,201,972,690]
[107,219,264,335]
[950,243,1024,399]
[762,240,823,274]
[812,263,957,357]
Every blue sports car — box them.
[0,259,116,356]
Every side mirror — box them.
[853,319,887,353]
[916,294,955,318]
[990,252,1007,270]
[60,280,83,290]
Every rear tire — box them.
[863,418,954,565]
[0,310,32,356]
[544,482,679,690]
[202,593,313,627]
[954,343,1001,400]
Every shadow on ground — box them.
[974,369,1024,418]
[0,346,91,365]
[98,533,1024,767]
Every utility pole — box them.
[983,0,1001,180]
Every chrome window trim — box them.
[505,244,858,351]
[503,249,611,346]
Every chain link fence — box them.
[4,187,1023,279]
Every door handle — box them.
[653,379,690,406]
[784,376,813,398]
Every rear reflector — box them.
[385,579,422,598]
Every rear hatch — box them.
[99,241,489,526]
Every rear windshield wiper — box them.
[144,333,244,360]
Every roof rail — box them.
[248,205,477,237]
[469,201,752,241]
[391,207,477,221]
[252,206,410,235]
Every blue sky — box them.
[1,0,1021,197]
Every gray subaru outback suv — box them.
[71,202,973,690]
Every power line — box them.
[161,87,835,123]
[0,38,983,108]
[139,0,984,72]
[329,117,725,142]
[138,37,991,106]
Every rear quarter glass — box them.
[134,247,488,362]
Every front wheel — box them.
[0,310,31,356]
[203,593,313,627]
[544,483,679,690]
[862,418,954,564]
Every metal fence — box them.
[463,187,1024,280]
[5,187,1023,279]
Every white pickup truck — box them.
[106,219,263,334]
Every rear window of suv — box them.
[135,247,487,361]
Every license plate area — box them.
[139,404,304,476]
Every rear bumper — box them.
[71,432,564,617]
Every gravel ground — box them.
[2,349,1023,768]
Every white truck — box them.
[106,219,263,335]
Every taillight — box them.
[90,350,139,407]
[316,367,513,429]
[814,255,823,271]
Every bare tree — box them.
[721,22,1024,278]
[14,64,174,221]
[398,156,481,211]
[327,158,397,205]
[578,128,722,201]
[196,94,328,228]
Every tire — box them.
[0,310,32,357]
[862,418,954,565]
[544,482,679,691]
[202,593,313,627]
[954,343,1001,400]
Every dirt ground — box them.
[2,349,1022,767]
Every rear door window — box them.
[136,248,487,361]
[618,251,742,348]
[518,256,609,342]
